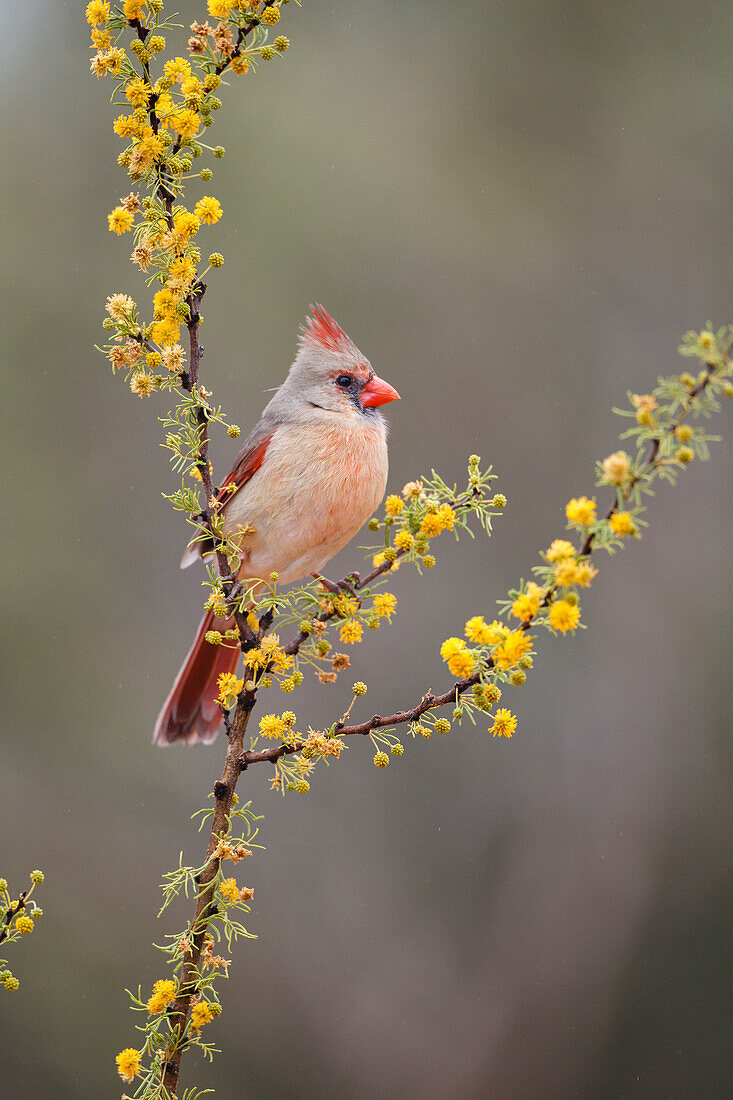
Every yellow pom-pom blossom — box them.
[261,5,281,25]
[163,57,192,83]
[511,582,544,622]
[439,639,475,678]
[108,206,134,235]
[219,877,240,904]
[86,1,110,26]
[116,1048,142,1084]
[549,599,581,632]
[609,511,637,537]
[259,714,286,740]
[340,620,364,644]
[384,494,403,516]
[490,708,517,738]
[190,1001,215,1030]
[419,512,442,537]
[147,979,177,1015]
[170,108,200,139]
[493,630,532,670]
[436,503,455,531]
[565,496,596,526]
[195,196,223,225]
[125,77,150,108]
[554,559,598,588]
[15,915,34,934]
[172,209,200,239]
[393,529,414,551]
[208,0,238,18]
[373,592,397,619]
[123,0,146,19]
[113,113,140,138]
[465,616,505,645]
[217,672,242,706]
[150,318,181,346]
[546,539,576,562]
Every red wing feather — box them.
[215,432,273,506]
[180,431,273,569]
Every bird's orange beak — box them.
[361,374,400,408]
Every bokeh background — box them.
[2,1,732,1096]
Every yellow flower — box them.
[86,1,109,25]
[150,318,181,346]
[261,5,281,25]
[490,708,517,738]
[125,78,150,108]
[168,254,197,285]
[546,539,576,562]
[446,649,475,678]
[113,113,141,138]
[181,74,205,104]
[565,497,596,526]
[259,714,286,739]
[231,55,250,75]
[91,26,112,48]
[153,287,178,317]
[15,915,34,934]
[123,0,146,19]
[555,559,597,588]
[170,108,200,139]
[549,599,581,632]
[436,503,455,531]
[217,672,243,706]
[190,1001,216,1029]
[420,512,442,537]
[147,979,177,1014]
[116,1048,142,1083]
[339,621,364,644]
[163,57,192,83]
[511,582,544,622]
[108,206,134,235]
[195,196,223,225]
[373,593,397,618]
[172,209,200,238]
[493,630,532,669]
[384,494,403,516]
[465,616,504,645]
[393,530,414,551]
[372,552,385,568]
[219,877,240,903]
[609,511,636,537]
[208,0,238,17]
[440,637,466,660]
[420,504,455,537]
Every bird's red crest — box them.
[301,304,351,352]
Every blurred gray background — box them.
[1,1,732,1097]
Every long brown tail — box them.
[153,609,239,745]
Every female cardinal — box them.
[154,305,400,745]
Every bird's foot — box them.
[311,573,361,602]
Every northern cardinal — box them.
[154,305,400,745]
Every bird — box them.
[153,305,400,745]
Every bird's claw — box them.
[311,573,361,603]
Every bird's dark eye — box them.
[335,374,353,388]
